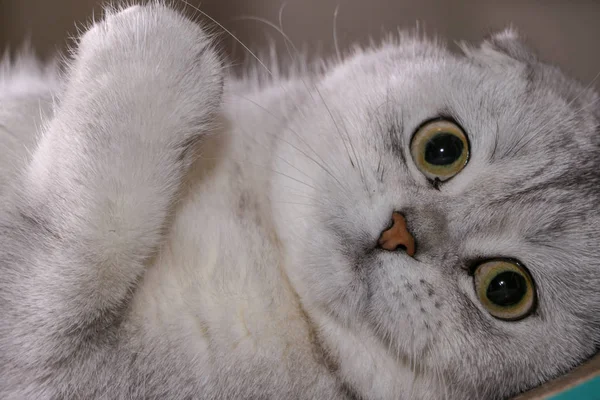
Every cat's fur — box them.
[1,3,599,399]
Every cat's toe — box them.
[59,3,223,149]
[76,3,220,73]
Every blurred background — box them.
[1,0,599,87]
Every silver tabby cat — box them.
[0,3,599,399]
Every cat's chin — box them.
[310,305,445,400]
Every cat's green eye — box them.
[410,119,469,182]
[474,260,536,321]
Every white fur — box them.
[1,3,599,400]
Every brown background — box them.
[1,0,600,88]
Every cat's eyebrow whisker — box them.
[328,8,371,191]
[490,67,600,158]
[339,68,374,193]
[540,69,600,133]
[566,69,600,110]
[571,88,600,117]
[511,93,597,156]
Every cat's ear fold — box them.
[461,28,537,65]
[482,29,537,62]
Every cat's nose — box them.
[377,212,416,257]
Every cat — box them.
[1,2,599,399]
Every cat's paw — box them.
[76,3,220,75]
[68,3,223,142]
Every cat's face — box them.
[272,31,600,398]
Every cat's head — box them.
[271,30,600,399]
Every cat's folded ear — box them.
[460,28,537,65]
[482,29,536,62]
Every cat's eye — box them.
[474,260,536,321]
[410,119,469,182]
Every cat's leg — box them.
[0,2,222,389]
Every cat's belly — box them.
[124,136,342,398]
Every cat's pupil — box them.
[486,271,527,307]
[424,133,463,166]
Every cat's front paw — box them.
[68,3,223,142]
[77,3,219,74]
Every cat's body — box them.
[1,4,599,400]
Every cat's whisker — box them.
[179,0,354,191]
[277,155,329,190]
[232,93,350,194]
[196,155,320,192]
[406,325,418,399]
[179,0,273,77]
[432,339,450,400]
[239,126,351,197]
[425,340,442,400]
[272,201,315,207]
[437,364,449,400]
[278,4,317,102]
[196,133,338,205]
[224,15,353,192]
[369,314,426,397]
[179,0,317,122]
[277,181,323,196]
[219,6,315,120]
[278,185,324,201]
[333,4,342,64]
[313,84,370,192]
[226,7,368,193]
[232,14,316,105]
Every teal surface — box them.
[550,376,600,400]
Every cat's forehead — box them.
[351,36,598,138]
[364,39,600,173]
[335,39,600,235]
[323,37,600,205]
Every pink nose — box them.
[377,212,416,257]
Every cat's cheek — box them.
[360,257,435,355]
[288,238,369,323]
